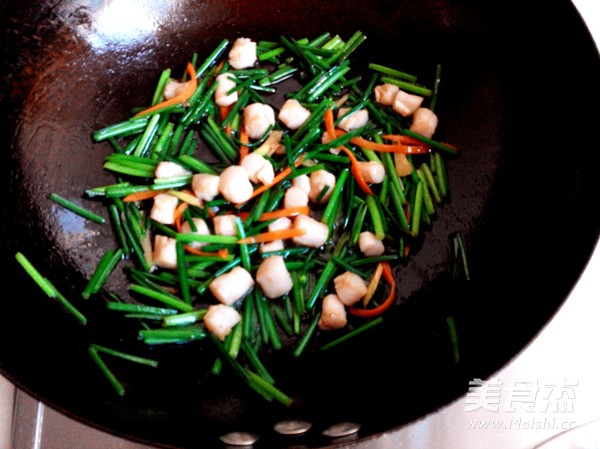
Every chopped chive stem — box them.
[130,284,194,312]
[321,317,384,351]
[133,113,161,156]
[49,193,106,224]
[433,152,448,198]
[235,217,252,272]
[82,248,123,299]
[93,118,149,142]
[411,179,425,237]
[244,369,293,407]
[176,154,219,175]
[330,255,370,279]
[321,168,349,228]
[419,163,442,204]
[88,346,125,396]
[241,341,274,383]
[368,63,418,82]
[139,326,206,343]
[195,39,229,78]
[90,344,159,367]
[176,242,192,305]
[272,305,294,336]
[429,64,443,112]
[446,316,459,363]
[352,254,399,266]
[293,312,321,358]
[365,194,386,240]
[380,76,432,97]
[107,302,178,315]
[175,233,238,245]
[402,129,459,155]
[151,69,172,106]
[451,232,471,281]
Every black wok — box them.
[0,0,598,448]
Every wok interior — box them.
[0,0,598,448]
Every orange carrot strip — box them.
[257,206,310,222]
[184,246,230,258]
[350,135,430,154]
[135,63,198,117]
[122,189,168,202]
[174,202,189,233]
[381,134,427,146]
[237,228,306,244]
[324,107,337,139]
[339,146,373,195]
[349,262,396,317]
[239,127,250,163]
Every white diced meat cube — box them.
[392,90,424,117]
[318,294,347,330]
[203,304,242,341]
[243,103,275,140]
[214,73,238,107]
[209,266,255,305]
[309,169,336,203]
[163,80,192,100]
[409,107,438,138]
[153,235,178,270]
[291,174,311,196]
[373,83,400,106]
[267,217,292,232]
[150,193,179,225]
[283,186,309,210]
[192,173,220,202]
[278,99,311,130]
[241,152,274,185]
[358,231,386,257]
[154,161,191,179]
[180,217,211,249]
[334,271,368,306]
[292,215,329,248]
[321,131,341,155]
[213,215,238,236]
[228,37,257,69]
[255,255,293,299]
[337,107,369,132]
[357,161,385,184]
[259,239,285,254]
[218,165,254,204]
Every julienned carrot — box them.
[184,246,230,259]
[239,127,250,162]
[174,202,189,233]
[237,228,306,244]
[135,63,198,117]
[350,135,430,154]
[257,206,310,222]
[349,262,396,317]
[338,146,373,195]
[324,108,373,195]
[122,189,167,202]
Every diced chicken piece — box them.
[150,193,178,225]
[373,83,400,106]
[337,107,369,132]
[243,103,275,140]
[357,161,385,184]
[292,214,329,248]
[241,152,274,185]
[278,99,311,130]
[268,217,292,232]
[218,165,254,204]
[409,107,438,138]
[213,214,238,236]
[291,174,311,196]
[394,153,413,177]
[259,239,285,254]
[153,235,178,270]
[228,37,257,70]
[163,80,192,101]
[209,266,255,305]
[203,304,242,341]
[154,161,191,179]
[283,186,309,210]
[180,217,211,249]
[214,73,238,107]
[358,231,386,256]
[309,169,336,203]
[392,90,424,117]
[191,173,220,202]
[334,271,368,306]
[318,294,347,330]
[321,131,341,155]
[255,255,293,299]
